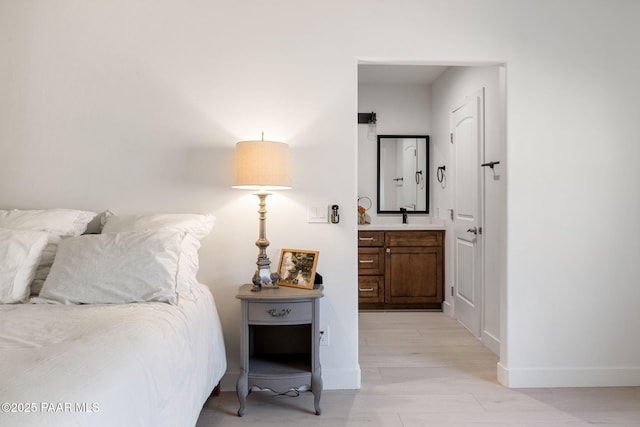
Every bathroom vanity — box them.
[358,226,444,310]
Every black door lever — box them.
[481,161,500,169]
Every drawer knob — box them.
[266,308,291,317]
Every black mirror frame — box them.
[376,134,430,215]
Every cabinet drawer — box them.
[358,247,384,275]
[248,301,312,323]
[385,230,443,247]
[358,276,383,302]
[358,231,384,247]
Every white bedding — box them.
[0,284,226,427]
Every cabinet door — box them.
[385,246,443,303]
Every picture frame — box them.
[276,249,319,289]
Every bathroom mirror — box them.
[377,135,429,214]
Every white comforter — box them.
[0,284,226,427]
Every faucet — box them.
[400,208,408,224]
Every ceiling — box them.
[358,64,449,85]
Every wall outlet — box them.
[319,326,329,346]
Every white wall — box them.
[358,83,433,224]
[1,0,639,389]
[0,0,361,391]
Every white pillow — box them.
[101,213,215,297]
[38,231,183,305]
[0,209,98,295]
[0,209,97,237]
[101,212,215,240]
[0,228,49,303]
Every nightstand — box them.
[235,284,324,416]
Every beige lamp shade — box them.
[232,139,291,190]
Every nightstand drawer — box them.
[248,301,312,323]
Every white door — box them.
[452,90,484,338]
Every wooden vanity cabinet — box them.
[358,230,444,310]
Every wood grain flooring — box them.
[197,311,640,426]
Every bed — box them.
[0,209,227,426]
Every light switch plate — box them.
[308,203,328,223]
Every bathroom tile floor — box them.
[197,311,640,426]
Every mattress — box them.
[0,284,226,427]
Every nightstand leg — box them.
[312,370,322,415]
[236,369,248,417]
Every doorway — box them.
[357,62,507,356]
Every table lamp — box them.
[232,134,291,291]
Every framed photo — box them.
[276,249,319,289]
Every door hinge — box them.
[450,133,454,144]
[479,227,483,235]
[451,286,454,296]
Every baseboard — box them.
[497,362,640,388]
[481,329,500,356]
[321,366,362,390]
[219,366,362,392]
[442,300,452,316]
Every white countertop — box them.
[358,223,445,231]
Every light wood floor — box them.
[197,311,640,426]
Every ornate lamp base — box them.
[251,266,279,292]
[250,192,279,292]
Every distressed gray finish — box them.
[235,284,324,416]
